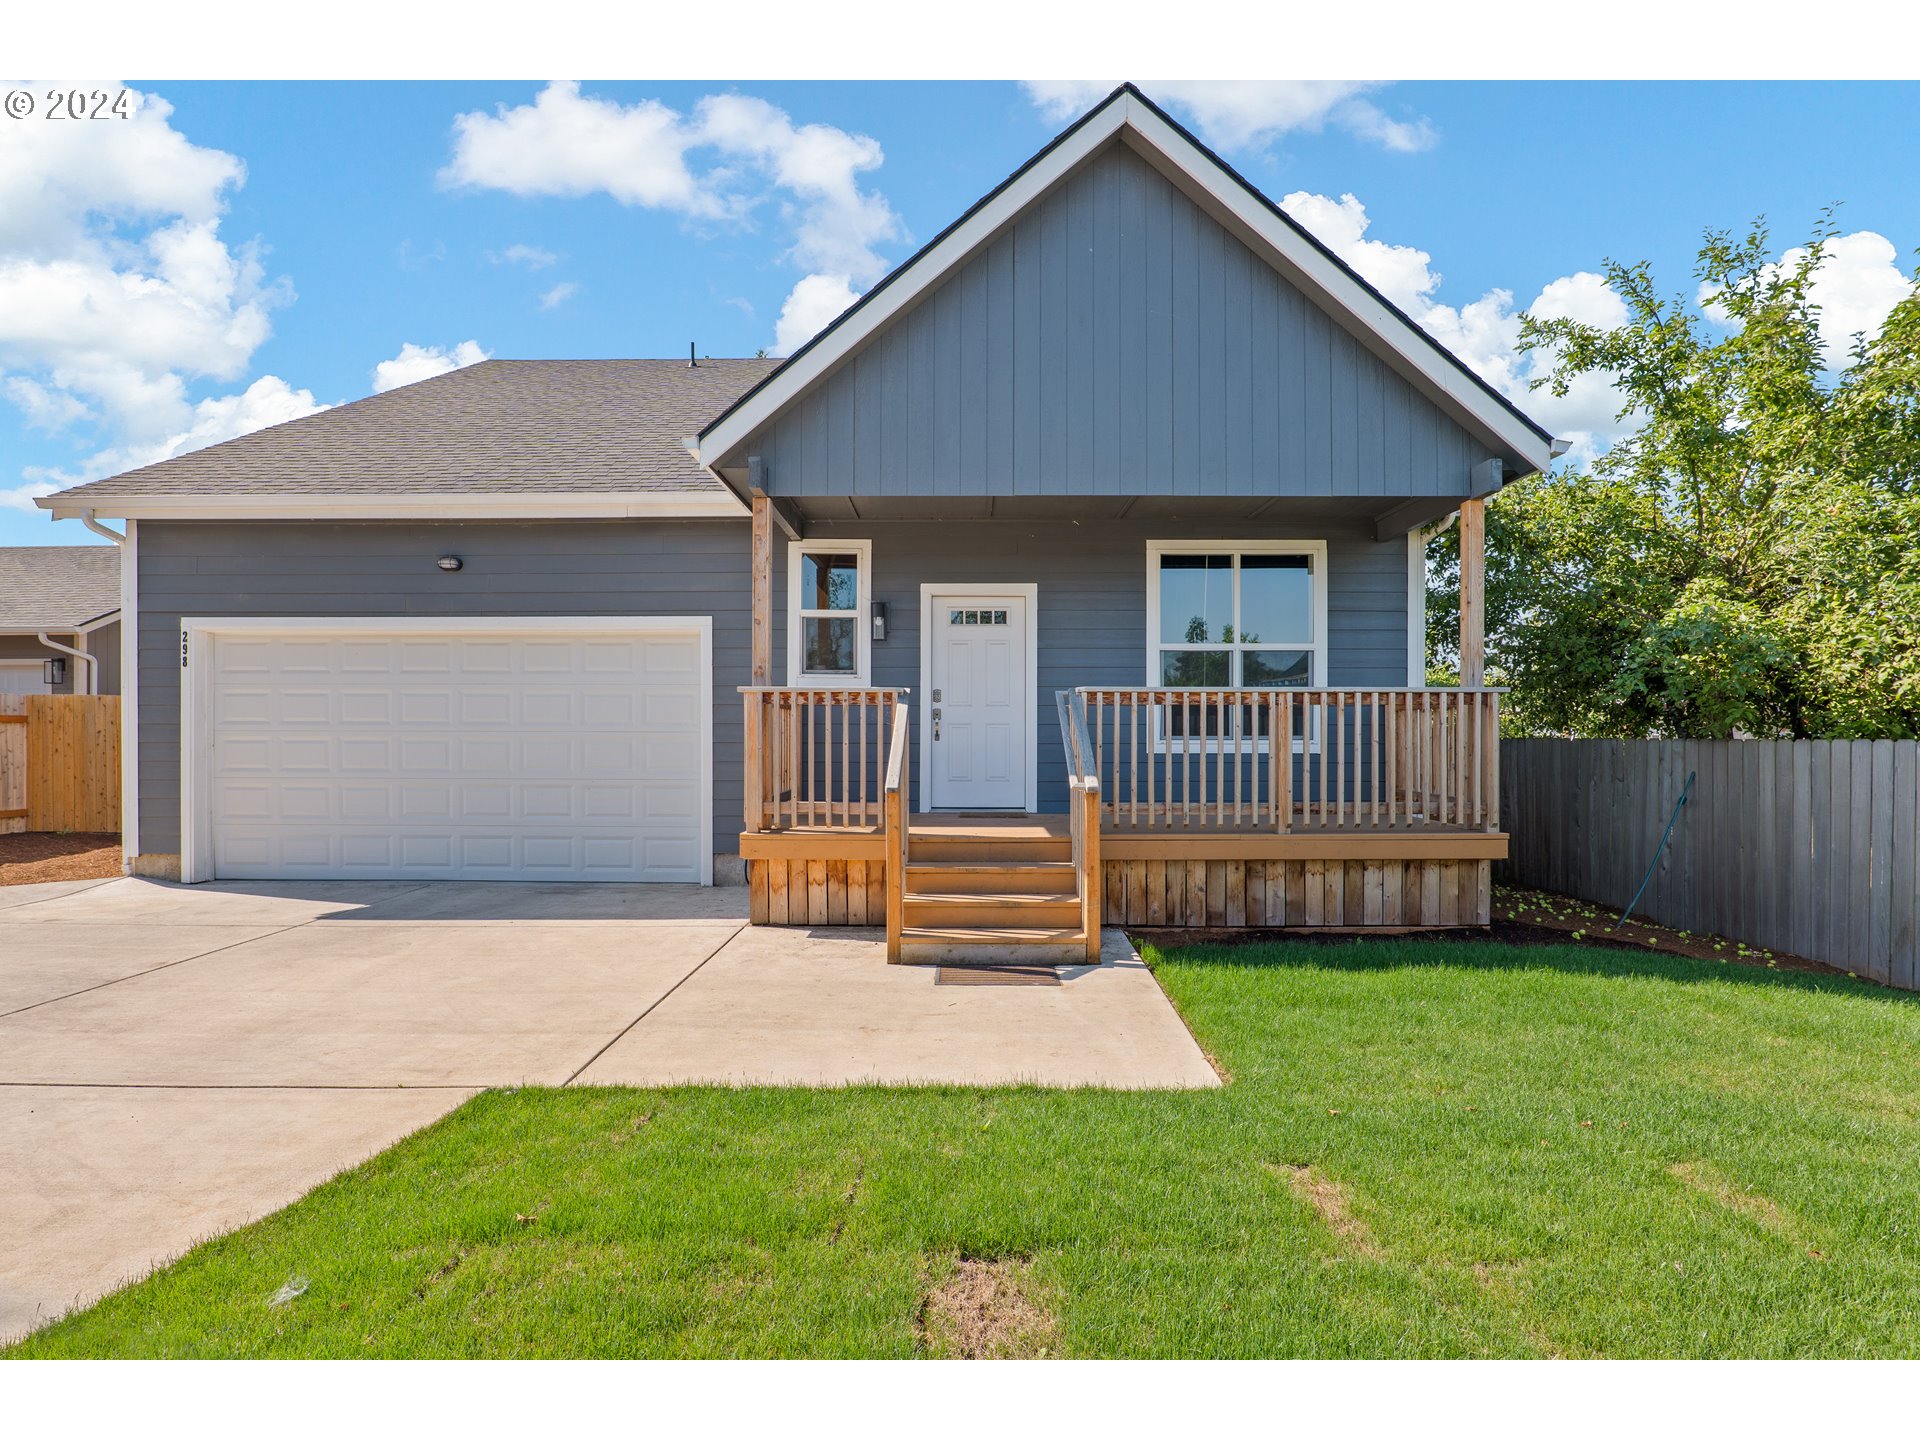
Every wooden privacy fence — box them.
[1500,739,1920,991]
[0,694,121,834]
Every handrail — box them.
[1077,686,1501,836]
[1056,689,1103,960]
[740,686,905,834]
[883,700,910,963]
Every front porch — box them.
[740,681,1507,959]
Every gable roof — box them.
[40,359,777,520]
[699,84,1559,484]
[0,546,121,631]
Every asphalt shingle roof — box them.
[43,359,779,506]
[0,546,121,631]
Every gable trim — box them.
[697,85,1556,483]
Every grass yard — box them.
[11,936,1920,1358]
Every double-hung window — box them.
[787,539,871,686]
[1146,540,1326,745]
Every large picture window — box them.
[787,539,872,685]
[1146,540,1327,744]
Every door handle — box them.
[932,707,941,741]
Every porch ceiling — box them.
[780,493,1467,536]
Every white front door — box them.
[927,591,1030,810]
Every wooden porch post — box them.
[1457,497,1485,688]
[750,489,772,684]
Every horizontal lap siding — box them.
[752,144,1493,499]
[136,521,750,858]
[778,516,1408,813]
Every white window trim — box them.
[785,538,872,688]
[1145,539,1329,755]
[177,616,713,888]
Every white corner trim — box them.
[41,493,750,523]
[917,582,1040,814]
[121,521,138,868]
[1407,528,1427,687]
[784,538,873,687]
[177,615,714,887]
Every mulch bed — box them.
[1490,884,1843,978]
[0,832,122,886]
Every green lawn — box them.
[12,937,1920,1358]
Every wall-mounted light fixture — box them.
[43,657,66,687]
[437,555,463,572]
[870,599,888,642]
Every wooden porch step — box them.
[903,892,1082,928]
[907,833,1072,864]
[899,925,1088,964]
[904,860,1076,894]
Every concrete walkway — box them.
[0,875,1215,1341]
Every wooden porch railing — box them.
[740,687,904,832]
[1079,687,1501,833]
[884,700,910,962]
[1055,689,1103,960]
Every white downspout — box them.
[81,512,126,546]
[36,632,97,695]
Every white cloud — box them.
[775,274,858,357]
[4,376,89,431]
[89,375,328,475]
[1022,81,1435,155]
[491,243,560,269]
[1280,190,1633,464]
[371,340,490,393]
[538,281,579,310]
[0,81,321,516]
[441,83,904,355]
[1700,229,1912,368]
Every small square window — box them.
[993,610,1007,625]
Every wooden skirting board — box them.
[1106,857,1489,928]
[749,857,887,926]
[746,855,1490,929]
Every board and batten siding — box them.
[779,514,1410,813]
[134,521,751,863]
[746,143,1497,500]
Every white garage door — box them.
[199,623,708,882]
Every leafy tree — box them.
[1431,215,1920,739]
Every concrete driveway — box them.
[0,875,1214,1341]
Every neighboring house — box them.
[38,86,1557,954]
[0,547,122,697]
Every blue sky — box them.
[4,79,1917,547]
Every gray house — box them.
[40,86,1555,957]
[0,547,122,697]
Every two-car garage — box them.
[180,618,712,885]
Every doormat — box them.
[934,966,1062,987]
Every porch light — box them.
[437,555,463,572]
[870,600,888,642]
[43,657,65,687]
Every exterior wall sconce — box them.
[43,656,66,687]
[870,600,888,642]
[437,555,463,572]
